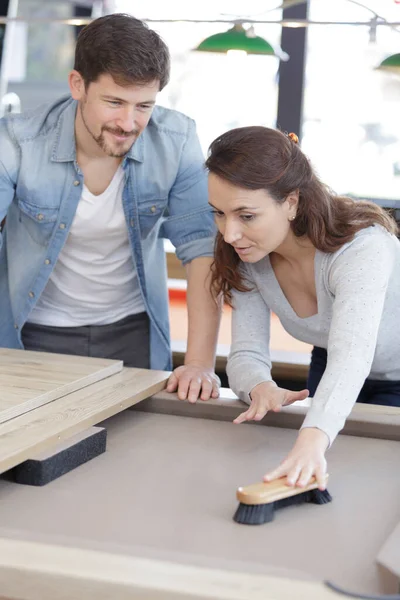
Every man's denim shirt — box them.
[0,96,215,370]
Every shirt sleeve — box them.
[0,120,19,251]
[227,280,273,404]
[301,229,395,446]
[160,118,216,265]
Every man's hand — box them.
[166,364,220,403]
[263,428,329,490]
[233,381,309,424]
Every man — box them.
[0,13,220,402]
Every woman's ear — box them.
[286,189,300,219]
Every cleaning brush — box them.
[234,475,332,525]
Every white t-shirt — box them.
[29,166,145,326]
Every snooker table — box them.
[0,386,399,600]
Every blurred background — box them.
[0,0,399,384]
[0,0,399,206]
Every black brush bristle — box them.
[309,488,332,504]
[233,487,332,525]
[233,502,275,525]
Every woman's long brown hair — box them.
[205,126,398,305]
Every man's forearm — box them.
[184,257,221,369]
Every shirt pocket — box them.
[17,199,59,246]
[137,198,167,238]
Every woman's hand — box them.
[264,428,329,490]
[233,381,309,424]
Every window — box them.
[116,0,282,154]
[10,0,75,82]
[303,0,400,201]
[3,0,75,110]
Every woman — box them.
[206,126,400,491]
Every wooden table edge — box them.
[0,537,345,600]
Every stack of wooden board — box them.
[0,348,123,423]
[0,349,168,476]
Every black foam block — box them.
[4,426,107,486]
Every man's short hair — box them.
[74,13,170,90]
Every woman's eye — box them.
[241,214,255,222]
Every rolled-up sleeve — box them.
[160,118,216,264]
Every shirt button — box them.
[130,218,135,227]
[44,259,51,265]
[150,205,156,213]
[29,291,35,298]
[59,223,66,229]
[73,180,80,186]
[14,324,18,330]
[37,213,44,221]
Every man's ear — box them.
[68,70,86,101]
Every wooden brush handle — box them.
[236,475,329,505]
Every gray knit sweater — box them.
[227,226,400,445]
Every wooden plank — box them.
[137,388,400,442]
[0,367,168,474]
[0,537,341,600]
[0,349,123,424]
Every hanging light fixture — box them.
[193,23,289,61]
[376,53,400,74]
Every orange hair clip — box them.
[288,132,299,144]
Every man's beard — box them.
[80,103,140,158]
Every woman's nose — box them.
[223,221,243,245]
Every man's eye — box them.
[211,210,224,217]
[108,101,121,107]
[138,104,153,111]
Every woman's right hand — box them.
[233,381,309,424]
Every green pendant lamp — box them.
[194,23,289,61]
[376,53,400,74]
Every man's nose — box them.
[116,107,136,132]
